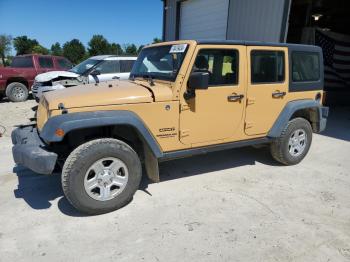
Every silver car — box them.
[32,55,137,101]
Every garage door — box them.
[179,0,229,40]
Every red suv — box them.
[0,54,72,102]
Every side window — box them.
[251,51,285,84]
[95,60,119,74]
[10,57,34,68]
[57,58,73,69]
[120,60,135,73]
[193,49,239,86]
[38,57,54,68]
[292,52,320,82]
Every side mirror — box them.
[188,72,209,90]
[184,72,209,100]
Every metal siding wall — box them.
[179,0,229,40]
[227,0,288,42]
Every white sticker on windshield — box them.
[170,44,188,53]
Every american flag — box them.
[315,29,350,92]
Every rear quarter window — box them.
[11,57,34,68]
[292,52,320,82]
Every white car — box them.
[32,55,137,101]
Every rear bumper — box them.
[318,106,329,133]
[12,126,57,174]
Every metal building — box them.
[162,0,350,105]
[162,0,291,42]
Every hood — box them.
[44,80,154,110]
[35,71,79,82]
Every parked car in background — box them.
[0,54,72,102]
[32,56,137,102]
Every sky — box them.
[0,0,163,51]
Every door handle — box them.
[228,94,244,102]
[272,91,286,98]
[112,76,120,80]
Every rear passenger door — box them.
[56,57,73,70]
[118,59,136,80]
[245,46,289,136]
[37,56,54,74]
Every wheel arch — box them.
[6,77,29,88]
[40,111,162,182]
[268,100,323,138]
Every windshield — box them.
[69,59,101,75]
[130,44,188,81]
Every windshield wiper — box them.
[142,74,155,86]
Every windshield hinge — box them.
[180,129,190,138]
[180,103,190,112]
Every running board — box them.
[159,137,270,162]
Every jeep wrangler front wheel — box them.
[270,117,313,165]
[62,138,142,215]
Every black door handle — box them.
[228,94,244,102]
[112,76,120,79]
[272,91,286,98]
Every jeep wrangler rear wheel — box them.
[6,82,29,102]
[270,117,312,165]
[62,138,142,215]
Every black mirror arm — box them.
[91,74,99,83]
[183,89,196,100]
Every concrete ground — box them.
[0,100,349,262]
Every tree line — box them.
[0,34,162,65]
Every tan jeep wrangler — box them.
[12,40,328,214]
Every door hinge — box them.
[180,129,190,138]
[247,98,255,105]
[180,104,190,111]
[245,122,254,129]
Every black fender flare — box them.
[267,100,327,137]
[40,110,163,158]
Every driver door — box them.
[88,60,121,83]
[179,45,246,146]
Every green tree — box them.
[0,34,12,65]
[51,42,62,56]
[152,37,162,44]
[124,44,137,55]
[110,43,123,55]
[88,35,110,56]
[32,45,49,55]
[63,39,86,64]
[13,35,39,55]
[137,45,145,54]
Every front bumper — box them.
[12,126,57,174]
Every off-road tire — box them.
[62,138,142,215]
[270,117,313,165]
[6,82,29,102]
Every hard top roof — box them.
[195,39,321,51]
